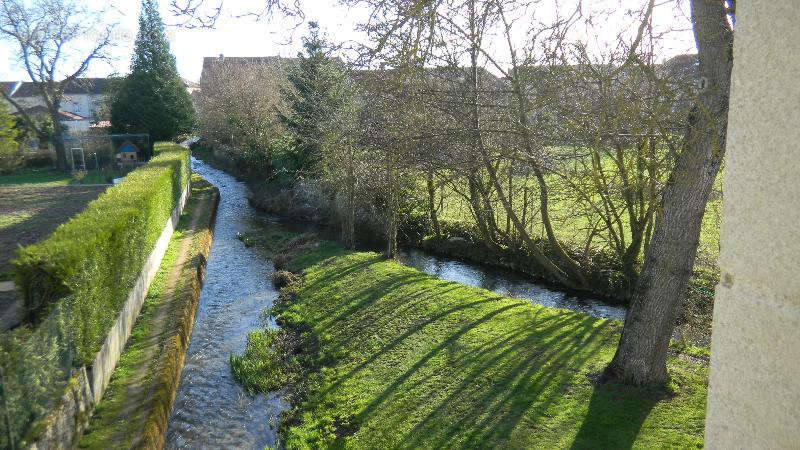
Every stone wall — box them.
[705,1,800,447]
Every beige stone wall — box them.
[705,1,800,448]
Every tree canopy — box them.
[0,102,21,172]
[279,22,352,177]
[111,0,195,143]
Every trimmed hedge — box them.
[12,142,189,365]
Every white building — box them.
[0,78,118,136]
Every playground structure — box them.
[61,133,151,173]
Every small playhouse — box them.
[61,133,152,170]
[111,134,151,168]
[116,140,140,165]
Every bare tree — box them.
[197,58,288,171]
[602,0,734,385]
[167,0,303,28]
[0,0,114,171]
[346,0,660,290]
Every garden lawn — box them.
[0,168,111,187]
[240,243,708,448]
[433,168,723,266]
[0,185,107,280]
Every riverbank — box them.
[80,174,219,448]
[232,224,708,448]
[190,146,715,346]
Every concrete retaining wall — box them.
[28,181,190,449]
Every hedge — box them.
[12,142,189,365]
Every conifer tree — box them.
[279,22,350,175]
[111,0,195,145]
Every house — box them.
[0,78,120,136]
[200,55,300,82]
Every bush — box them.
[12,142,189,364]
[24,152,55,168]
[273,254,289,271]
[272,270,298,289]
[0,147,24,174]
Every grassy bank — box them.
[192,146,716,346]
[80,174,219,449]
[232,226,708,448]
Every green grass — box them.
[238,223,299,256]
[0,211,32,229]
[233,239,708,448]
[0,168,112,187]
[433,166,723,265]
[0,184,107,282]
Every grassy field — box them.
[432,169,723,267]
[0,185,107,280]
[232,227,708,448]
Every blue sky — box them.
[0,0,696,82]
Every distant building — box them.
[1,76,199,137]
[0,78,120,135]
[200,54,300,83]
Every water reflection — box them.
[397,248,626,320]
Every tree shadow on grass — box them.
[296,253,655,448]
[353,300,528,425]
[0,185,107,277]
[396,314,614,449]
[569,380,672,449]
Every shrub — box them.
[23,152,55,168]
[273,254,289,271]
[12,142,189,364]
[272,270,298,289]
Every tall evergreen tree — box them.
[279,22,350,175]
[111,0,195,145]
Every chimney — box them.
[218,53,225,63]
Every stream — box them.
[165,158,285,449]
[396,249,626,320]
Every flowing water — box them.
[259,212,626,320]
[396,249,626,320]
[165,158,285,449]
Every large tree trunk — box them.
[602,0,733,385]
[50,104,70,171]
